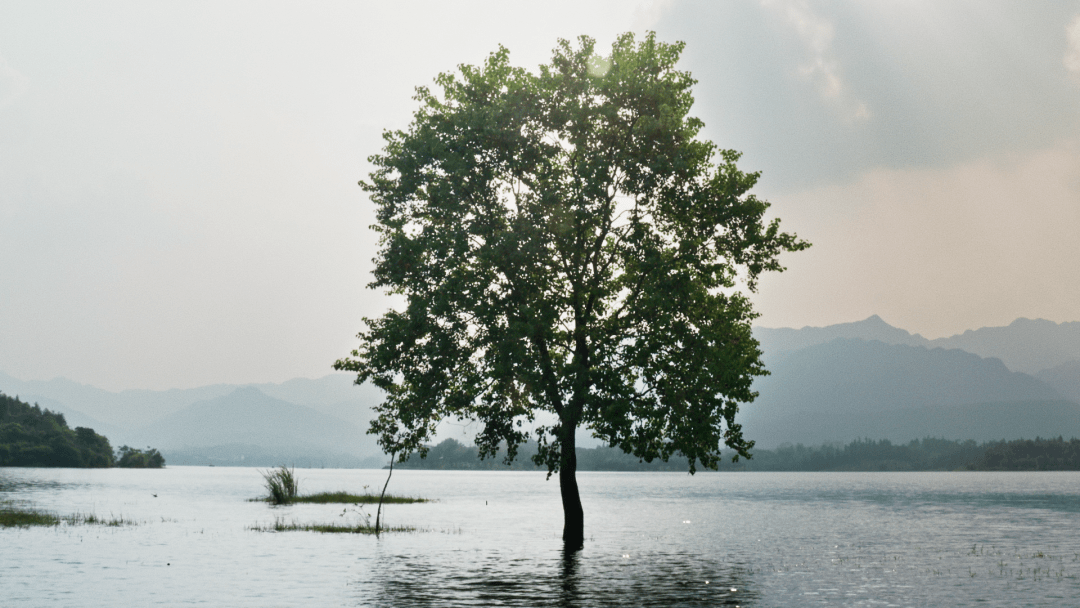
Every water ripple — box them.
[356,548,758,607]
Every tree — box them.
[116,445,165,468]
[0,392,115,467]
[335,32,808,547]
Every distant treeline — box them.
[163,444,383,469]
[394,436,1080,472]
[968,437,1080,471]
[0,392,163,468]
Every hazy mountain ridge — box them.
[1035,360,1080,403]
[0,371,385,463]
[754,315,930,362]
[3,315,1079,461]
[136,386,380,460]
[747,339,1062,418]
[745,317,1080,447]
[0,371,381,432]
[754,315,1080,375]
[929,318,1080,374]
[0,370,236,429]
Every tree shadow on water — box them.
[355,545,758,607]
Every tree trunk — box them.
[560,424,584,549]
[375,452,394,536]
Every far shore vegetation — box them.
[1,392,164,469]
[116,445,165,468]
[393,436,1080,473]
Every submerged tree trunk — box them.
[560,424,584,549]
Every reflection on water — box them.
[0,471,65,495]
[359,547,756,607]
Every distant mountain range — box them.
[1035,360,1080,403]
[754,314,930,359]
[755,315,1080,374]
[749,338,1061,414]
[139,387,367,454]
[745,316,1080,448]
[2,315,1079,462]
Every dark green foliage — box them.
[966,437,1080,471]
[115,445,166,468]
[396,438,519,470]
[336,32,807,543]
[0,392,114,468]
[338,31,807,474]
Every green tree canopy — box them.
[0,392,115,468]
[336,32,808,546]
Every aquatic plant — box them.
[247,490,425,505]
[261,465,299,505]
[249,515,416,534]
[66,512,134,526]
[0,504,134,527]
[285,491,427,504]
[0,505,60,527]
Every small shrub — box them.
[261,465,298,505]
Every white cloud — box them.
[1065,14,1080,73]
[760,0,870,121]
[0,51,28,110]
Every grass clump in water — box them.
[1,504,134,528]
[292,491,428,504]
[250,517,416,534]
[249,487,430,504]
[261,465,299,505]
[250,509,416,534]
[67,512,134,526]
[0,506,60,527]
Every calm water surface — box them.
[2,467,1079,606]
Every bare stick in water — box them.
[375,452,395,536]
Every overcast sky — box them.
[2,1,1079,390]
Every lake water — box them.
[2,467,1080,607]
